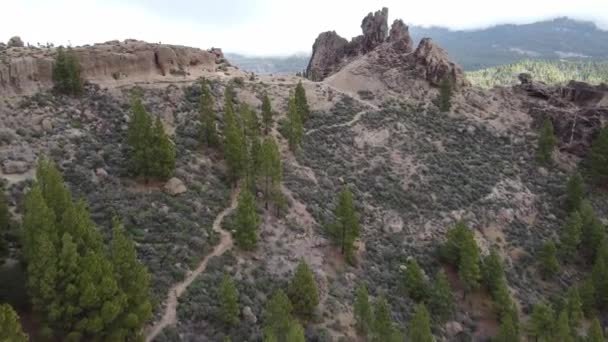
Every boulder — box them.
[7,36,24,48]
[410,38,470,88]
[445,321,464,337]
[242,306,257,324]
[2,160,29,174]
[163,177,187,196]
[41,118,53,132]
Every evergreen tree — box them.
[151,115,176,180]
[287,260,319,317]
[566,288,583,329]
[587,317,605,342]
[53,46,83,96]
[459,231,481,294]
[0,186,9,262]
[294,81,310,123]
[555,310,574,342]
[495,312,518,342]
[260,137,282,210]
[529,302,554,342]
[440,221,471,265]
[590,125,608,185]
[199,80,219,148]
[36,158,72,222]
[286,97,303,152]
[565,173,584,212]
[109,218,152,338]
[561,211,583,259]
[371,295,394,342]
[0,304,28,342]
[286,321,305,342]
[592,242,608,308]
[223,87,246,183]
[579,279,596,318]
[242,104,262,190]
[538,117,557,164]
[539,241,559,279]
[402,259,427,302]
[219,274,239,326]
[579,200,606,261]
[354,284,372,334]
[438,77,452,112]
[234,189,259,250]
[493,281,517,322]
[482,248,505,293]
[329,186,360,263]
[262,93,273,134]
[264,289,293,341]
[429,270,454,323]
[407,304,434,342]
[127,95,153,178]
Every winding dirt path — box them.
[145,185,240,342]
[305,109,369,136]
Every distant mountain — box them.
[227,17,608,74]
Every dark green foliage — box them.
[0,304,28,342]
[555,310,574,342]
[561,211,583,259]
[482,248,505,293]
[286,321,305,342]
[264,289,293,341]
[286,97,303,152]
[590,126,608,185]
[402,259,427,302]
[0,187,9,262]
[429,269,454,322]
[438,78,452,112]
[262,93,273,134]
[354,284,372,334]
[223,87,246,182]
[529,302,554,342]
[579,279,596,318]
[127,95,175,180]
[219,274,239,325]
[260,137,282,211]
[407,303,434,342]
[587,317,605,342]
[287,260,319,317]
[565,173,584,213]
[566,288,583,329]
[52,46,83,96]
[328,186,360,263]
[539,241,560,278]
[592,240,608,308]
[537,117,557,164]
[371,295,399,342]
[294,81,310,123]
[199,80,219,148]
[579,200,606,261]
[440,221,481,293]
[242,104,262,191]
[495,312,518,342]
[234,189,259,250]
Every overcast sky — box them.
[2,0,607,55]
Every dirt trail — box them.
[145,185,240,342]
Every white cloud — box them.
[1,0,607,55]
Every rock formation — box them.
[409,38,469,88]
[0,40,227,95]
[304,32,348,81]
[359,8,389,54]
[388,19,413,52]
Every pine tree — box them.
[287,260,319,317]
[199,80,219,148]
[555,310,574,342]
[539,241,559,279]
[440,221,470,265]
[579,279,596,318]
[587,317,605,342]
[127,95,153,178]
[354,284,372,334]
[371,295,394,342]
[286,321,305,342]
[429,270,454,323]
[242,104,262,190]
[590,126,608,185]
[0,186,9,262]
[109,218,152,338]
[286,97,303,152]
[294,81,310,123]
[495,313,518,342]
[493,281,517,322]
[329,186,360,263]
[402,259,427,302]
[565,173,584,212]
[538,117,557,164]
[151,115,176,180]
[529,302,554,342]
[459,231,481,294]
[262,93,273,134]
[223,87,246,183]
[407,304,434,342]
[260,137,282,211]
[234,189,259,250]
[219,274,239,325]
[592,242,608,308]
[36,158,71,222]
[566,288,583,329]
[482,248,505,293]
[438,77,452,112]
[579,200,606,261]
[264,289,293,341]
[53,47,83,96]
[561,211,582,259]
[0,304,28,342]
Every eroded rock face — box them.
[305,32,348,81]
[360,7,389,53]
[7,36,24,48]
[388,19,413,52]
[0,40,226,95]
[410,38,470,88]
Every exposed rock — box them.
[41,118,53,132]
[305,32,348,81]
[360,7,389,54]
[388,19,413,52]
[560,80,607,107]
[445,321,464,337]
[95,168,108,178]
[410,38,470,88]
[2,160,29,174]
[518,73,533,85]
[164,177,187,196]
[242,306,257,324]
[7,36,24,48]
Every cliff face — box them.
[0,39,225,95]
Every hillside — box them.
[467,60,608,88]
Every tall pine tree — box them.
[260,137,282,211]
[219,274,239,326]
[287,260,319,318]
[539,241,560,279]
[354,284,372,334]
[223,87,246,183]
[294,81,310,123]
[407,304,434,342]
[286,97,303,152]
[0,304,28,342]
[264,289,293,341]
[429,270,454,323]
[151,115,176,180]
[590,125,608,185]
[402,259,427,302]
[565,172,584,212]
[262,93,273,134]
[234,189,259,250]
[329,186,360,263]
[538,117,557,164]
[199,80,219,148]
[561,211,582,259]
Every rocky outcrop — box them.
[0,40,226,95]
[7,36,24,48]
[360,8,389,53]
[409,38,469,88]
[388,19,413,52]
[305,32,348,81]
[560,80,608,107]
